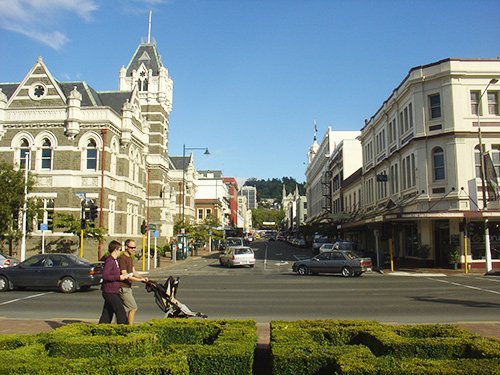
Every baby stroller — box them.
[144,276,207,319]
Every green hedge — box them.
[270,320,500,375]
[0,319,256,375]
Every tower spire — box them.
[147,10,152,43]
[313,119,317,141]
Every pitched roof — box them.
[125,43,163,77]
[169,156,190,170]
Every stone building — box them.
[0,39,175,260]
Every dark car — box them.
[0,253,103,293]
[292,250,372,277]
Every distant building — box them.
[240,185,257,209]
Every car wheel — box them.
[341,266,354,277]
[226,261,231,268]
[59,277,77,293]
[219,258,224,266]
[297,265,309,276]
[0,275,10,292]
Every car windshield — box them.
[343,251,359,259]
[226,238,243,246]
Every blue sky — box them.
[1,0,500,183]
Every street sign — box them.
[153,230,159,237]
[74,193,86,198]
[40,223,48,231]
[149,224,157,231]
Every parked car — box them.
[0,253,103,293]
[333,241,363,256]
[0,253,19,268]
[312,234,329,254]
[219,246,255,268]
[220,237,245,251]
[292,251,372,277]
[319,243,335,253]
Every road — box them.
[1,240,500,324]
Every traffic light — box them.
[89,201,98,221]
[459,219,466,233]
[140,220,147,235]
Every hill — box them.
[244,177,305,201]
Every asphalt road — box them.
[1,240,500,324]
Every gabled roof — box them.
[125,43,163,77]
[168,156,191,170]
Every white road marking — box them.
[431,278,500,295]
[0,292,54,306]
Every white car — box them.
[319,243,335,253]
[219,246,255,268]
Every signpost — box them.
[40,223,48,254]
[153,230,159,268]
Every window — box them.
[475,145,483,178]
[401,154,416,189]
[86,139,97,170]
[198,209,203,220]
[388,118,397,144]
[206,209,211,217]
[20,138,30,167]
[492,145,500,176]
[488,92,499,115]
[471,91,480,115]
[390,164,399,194]
[38,199,54,230]
[41,138,52,170]
[433,147,445,181]
[429,94,441,119]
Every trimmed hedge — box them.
[0,319,256,375]
[270,320,500,375]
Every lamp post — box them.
[181,144,210,228]
[477,78,498,273]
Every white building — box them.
[346,58,500,270]
[240,185,257,209]
[195,170,230,227]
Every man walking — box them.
[118,239,148,325]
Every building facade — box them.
[0,40,175,259]
[308,58,500,269]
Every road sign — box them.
[74,193,86,198]
[149,224,157,231]
[153,230,159,238]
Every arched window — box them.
[20,138,30,167]
[86,139,98,170]
[41,138,52,170]
[433,147,445,181]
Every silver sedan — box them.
[219,246,255,268]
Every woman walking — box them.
[98,240,128,324]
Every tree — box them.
[52,213,107,244]
[173,216,224,245]
[251,208,285,229]
[0,163,39,256]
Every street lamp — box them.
[477,78,498,273]
[182,144,210,229]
